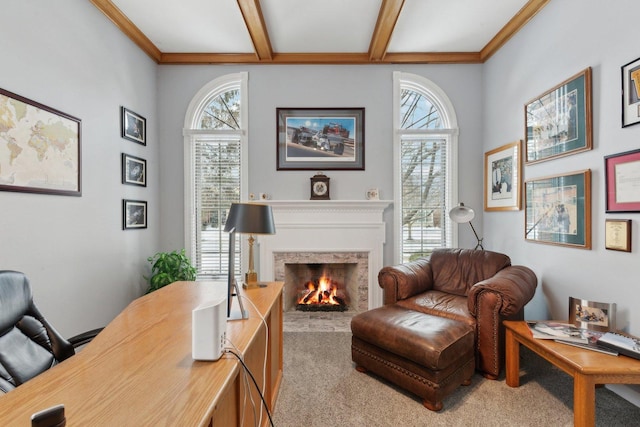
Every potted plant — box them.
[145,249,197,293]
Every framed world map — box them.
[0,88,81,196]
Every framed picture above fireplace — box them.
[276,108,365,170]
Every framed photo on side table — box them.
[605,219,631,252]
[484,140,522,211]
[525,67,592,164]
[621,56,640,127]
[121,107,146,145]
[605,149,640,212]
[524,169,591,249]
[569,297,616,332]
[276,108,364,170]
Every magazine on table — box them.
[526,321,603,344]
[553,339,618,356]
[597,332,640,360]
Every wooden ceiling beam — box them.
[369,0,405,62]
[159,52,482,65]
[237,0,273,61]
[90,0,550,65]
[89,0,161,63]
[480,0,551,61]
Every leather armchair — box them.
[377,248,537,379]
[0,270,102,394]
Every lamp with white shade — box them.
[449,203,484,250]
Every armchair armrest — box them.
[467,265,537,317]
[378,258,434,304]
[68,327,103,348]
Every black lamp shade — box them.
[224,203,276,235]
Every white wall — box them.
[157,64,485,264]
[483,0,640,334]
[0,1,159,337]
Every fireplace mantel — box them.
[258,200,392,310]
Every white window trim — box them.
[182,72,249,265]
[392,71,459,263]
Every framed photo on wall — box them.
[524,169,591,249]
[621,56,640,127]
[484,140,522,211]
[121,153,146,187]
[276,108,364,170]
[123,199,147,229]
[121,107,146,145]
[605,219,631,252]
[524,67,592,164]
[0,88,81,196]
[605,149,640,212]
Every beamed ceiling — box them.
[90,0,550,65]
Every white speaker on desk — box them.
[192,297,226,361]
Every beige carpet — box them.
[271,332,640,427]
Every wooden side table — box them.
[504,320,640,427]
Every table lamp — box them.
[449,202,484,250]
[223,203,276,288]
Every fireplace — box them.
[277,251,368,312]
[258,200,392,312]
[292,263,351,311]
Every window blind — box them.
[400,136,451,262]
[192,136,241,278]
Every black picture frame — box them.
[0,87,81,196]
[121,153,146,187]
[121,106,146,145]
[622,56,640,128]
[276,108,364,170]
[123,199,147,229]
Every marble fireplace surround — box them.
[258,200,392,312]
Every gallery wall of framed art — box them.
[120,106,148,230]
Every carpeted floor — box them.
[271,331,640,427]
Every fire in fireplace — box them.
[296,274,348,311]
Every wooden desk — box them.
[0,281,283,427]
[504,320,640,427]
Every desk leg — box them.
[573,374,595,427]
[505,328,520,387]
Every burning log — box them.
[302,291,314,304]
[334,296,346,306]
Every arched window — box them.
[393,72,459,263]
[184,72,248,277]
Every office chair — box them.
[0,270,102,394]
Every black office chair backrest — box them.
[0,270,75,393]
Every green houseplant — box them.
[145,249,197,293]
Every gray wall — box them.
[483,0,640,336]
[157,64,485,267]
[3,0,640,400]
[1,1,159,337]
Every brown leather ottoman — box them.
[351,305,475,411]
